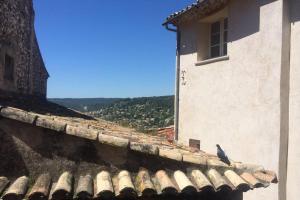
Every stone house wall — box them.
[0,0,48,98]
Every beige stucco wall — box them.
[287,0,300,199]
[177,0,285,200]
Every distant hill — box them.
[49,96,174,132]
[49,98,122,112]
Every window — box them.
[223,18,228,55]
[4,54,14,80]
[210,18,228,58]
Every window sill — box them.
[195,55,229,66]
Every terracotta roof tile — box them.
[0,101,276,169]
[224,170,250,192]
[163,0,229,26]
[135,169,156,196]
[75,175,93,199]
[95,171,114,198]
[0,98,277,198]
[27,173,51,200]
[0,177,9,196]
[189,169,214,191]
[50,172,73,200]
[35,117,66,132]
[65,125,99,140]
[206,169,231,192]
[240,172,264,189]
[0,168,277,200]
[2,176,28,200]
[0,107,37,125]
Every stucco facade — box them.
[166,0,299,200]
[0,0,48,98]
[287,0,300,200]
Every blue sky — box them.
[34,0,194,98]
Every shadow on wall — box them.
[178,0,262,57]
[229,0,260,42]
[291,0,300,23]
[0,129,29,179]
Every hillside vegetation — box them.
[49,96,174,132]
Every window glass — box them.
[223,31,228,43]
[223,44,227,55]
[210,21,221,58]
[224,18,228,30]
[211,21,220,33]
[223,18,228,55]
[211,34,220,46]
[211,46,220,58]
[209,18,228,58]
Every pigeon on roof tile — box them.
[216,144,231,165]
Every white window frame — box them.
[209,18,228,58]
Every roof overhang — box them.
[163,0,230,27]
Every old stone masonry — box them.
[0,0,48,98]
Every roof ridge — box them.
[0,168,277,200]
[163,0,229,26]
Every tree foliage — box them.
[50,96,174,132]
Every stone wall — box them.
[0,0,48,98]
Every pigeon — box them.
[216,144,231,165]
